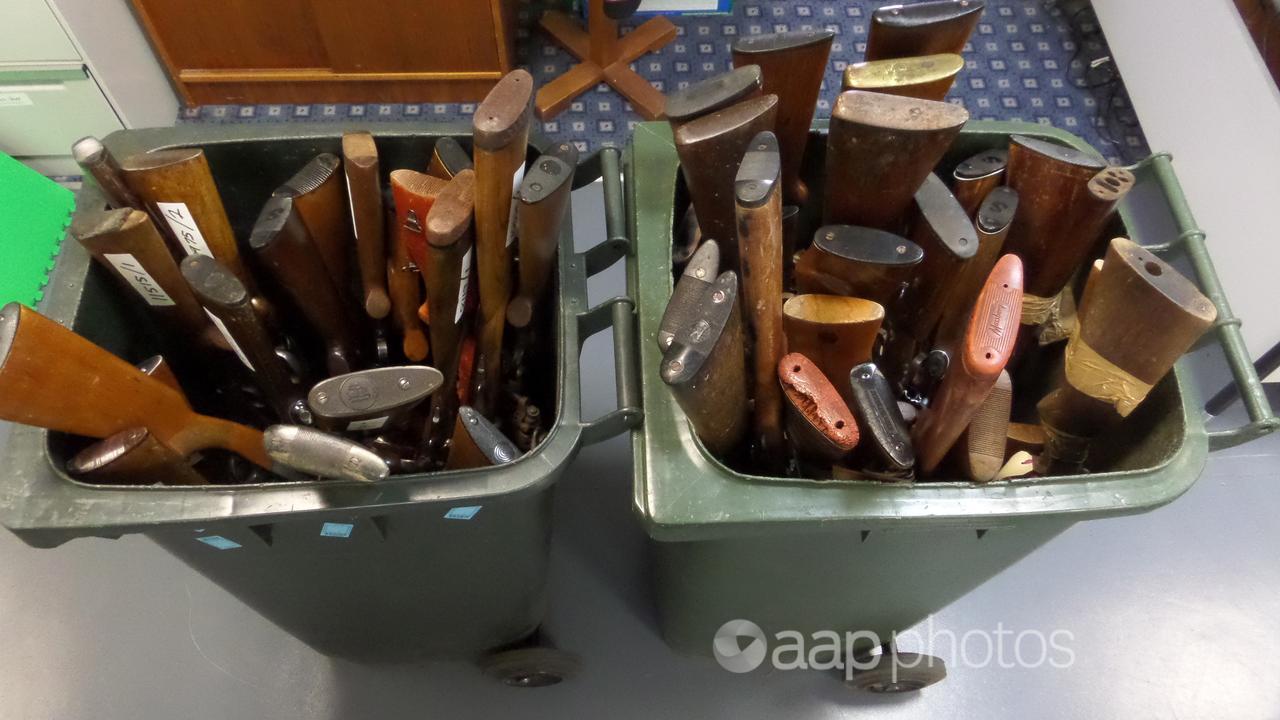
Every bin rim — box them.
[627,120,1212,543]
[0,123,590,545]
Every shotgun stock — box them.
[781,205,800,289]
[951,148,1008,218]
[913,254,1023,475]
[182,253,309,424]
[426,136,474,180]
[865,0,985,61]
[882,173,979,385]
[1036,238,1216,474]
[67,426,208,486]
[735,131,786,458]
[731,30,834,205]
[935,185,1018,348]
[424,168,479,461]
[953,369,1012,482]
[673,94,779,273]
[508,152,573,329]
[74,207,223,350]
[0,303,272,469]
[274,153,353,296]
[661,271,748,457]
[783,294,885,410]
[673,205,703,270]
[779,352,860,467]
[342,132,391,319]
[118,147,250,285]
[445,405,522,469]
[389,170,449,275]
[664,65,763,130]
[841,53,964,101]
[264,425,389,482]
[387,212,430,362]
[794,225,923,307]
[847,362,915,478]
[307,365,442,433]
[136,355,183,396]
[473,69,535,414]
[72,136,142,210]
[824,90,968,231]
[658,239,719,351]
[248,195,361,376]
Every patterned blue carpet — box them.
[178,0,1147,164]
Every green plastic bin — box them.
[625,121,1278,656]
[0,123,640,664]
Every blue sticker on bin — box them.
[320,522,354,538]
[444,506,482,520]
[196,535,241,550]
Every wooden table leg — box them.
[536,61,606,120]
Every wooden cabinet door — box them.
[132,0,330,70]
[310,0,508,73]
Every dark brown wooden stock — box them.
[783,294,885,410]
[424,169,478,459]
[0,303,272,469]
[664,65,763,130]
[936,185,1018,348]
[661,271,748,457]
[342,132,390,319]
[182,254,305,423]
[1002,136,1110,301]
[1036,238,1216,473]
[913,253,1023,475]
[72,136,142,210]
[508,153,572,329]
[67,427,208,486]
[426,136,473,180]
[779,352,860,466]
[248,195,360,376]
[731,30,834,205]
[951,147,1008,218]
[74,207,223,350]
[473,69,535,414]
[274,153,352,296]
[794,225,923,307]
[824,90,968,231]
[865,0,985,61]
[673,94,779,273]
[954,369,1011,482]
[119,147,249,283]
[841,53,964,101]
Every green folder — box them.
[0,152,75,306]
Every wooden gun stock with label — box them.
[342,132,390,319]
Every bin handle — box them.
[1137,152,1279,450]
[575,147,643,445]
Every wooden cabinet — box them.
[129,0,518,105]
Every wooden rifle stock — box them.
[1036,238,1216,473]
[673,94,779,273]
[445,406,521,469]
[779,353,860,467]
[951,147,1008,218]
[248,195,360,376]
[307,365,442,434]
[735,132,787,458]
[913,254,1023,475]
[658,239,719,351]
[0,303,272,469]
[824,90,968,231]
[731,30,834,205]
[508,152,573,329]
[275,153,353,296]
[841,53,964,101]
[473,69,535,414]
[341,132,391,319]
[935,185,1018,348]
[847,362,915,477]
[664,65,763,130]
[426,136,474,180]
[386,203,430,362]
[67,427,208,486]
[953,369,1012,482]
[865,0,985,61]
[72,136,142,210]
[783,294,885,410]
[794,225,923,307]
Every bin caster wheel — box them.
[845,652,946,693]
[480,647,580,687]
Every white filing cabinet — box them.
[0,0,125,176]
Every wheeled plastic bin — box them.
[0,123,639,664]
[625,120,1278,657]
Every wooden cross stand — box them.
[536,0,677,120]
